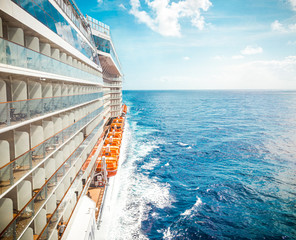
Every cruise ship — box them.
[0,0,124,239]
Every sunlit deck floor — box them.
[87,186,106,219]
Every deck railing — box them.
[0,38,102,84]
[0,106,104,195]
[0,92,103,126]
[38,120,104,240]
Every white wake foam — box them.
[177,142,188,147]
[142,158,160,170]
[97,121,173,239]
[180,196,202,217]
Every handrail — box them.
[0,101,103,170]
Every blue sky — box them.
[75,0,296,90]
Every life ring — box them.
[98,182,104,187]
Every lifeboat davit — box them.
[96,156,118,177]
[82,140,101,171]
[95,112,126,179]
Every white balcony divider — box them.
[14,131,30,158]
[32,168,45,190]
[17,180,31,211]
[34,208,46,235]
[20,228,34,240]
[0,198,13,233]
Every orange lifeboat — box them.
[111,123,124,131]
[96,156,118,177]
[104,137,121,146]
[102,145,120,157]
[112,118,124,124]
[94,110,126,179]
[122,104,127,114]
[108,131,122,138]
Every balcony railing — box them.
[103,91,110,96]
[38,120,104,240]
[86,15,110,36]
[111,106,121,112]
[110,95,121,100]
[103,76,122,82]
[53,0,92,43]
[0,92,103,126]
[110,89,121,93]
[0,118,104,240]
[104,83,122,88]
[0,38,103,84]
[0,105,104,195]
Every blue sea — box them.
[106,90,296,239]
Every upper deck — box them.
[86,15,122,78]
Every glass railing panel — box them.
[0,102,9,125]
[0,38,102,84]
[0,92,101,127]
[0,38,5,64]
[56,165,65,183]
[27,49,40,71]
[29,98,43,118]
[32,144,45,166]
[44,137,56,156]
[43,97,53,112]
[0,219,16,239]
[14,151,32,174]
[54,131,64,148]
[47,175,58,194]
[52,97,62,111]
[10,100,29,122]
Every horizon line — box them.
[122,89,296,91]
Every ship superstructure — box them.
[0,0,123,239]
[86,16,123,119]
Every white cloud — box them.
[129,0,212,37]
[97,0,103,4]
[289,0,296,11]
[241,45,263,55]
[183,56,190,60]
[212,56,296,89]
[289,23,296,31]
[288,40,296,45]
[213,55,224,60]
[232,55,244,60]
[119,3,127,10]
[271,20,296,33]
[271,20,284,31]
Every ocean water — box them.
[104,90,296,239]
